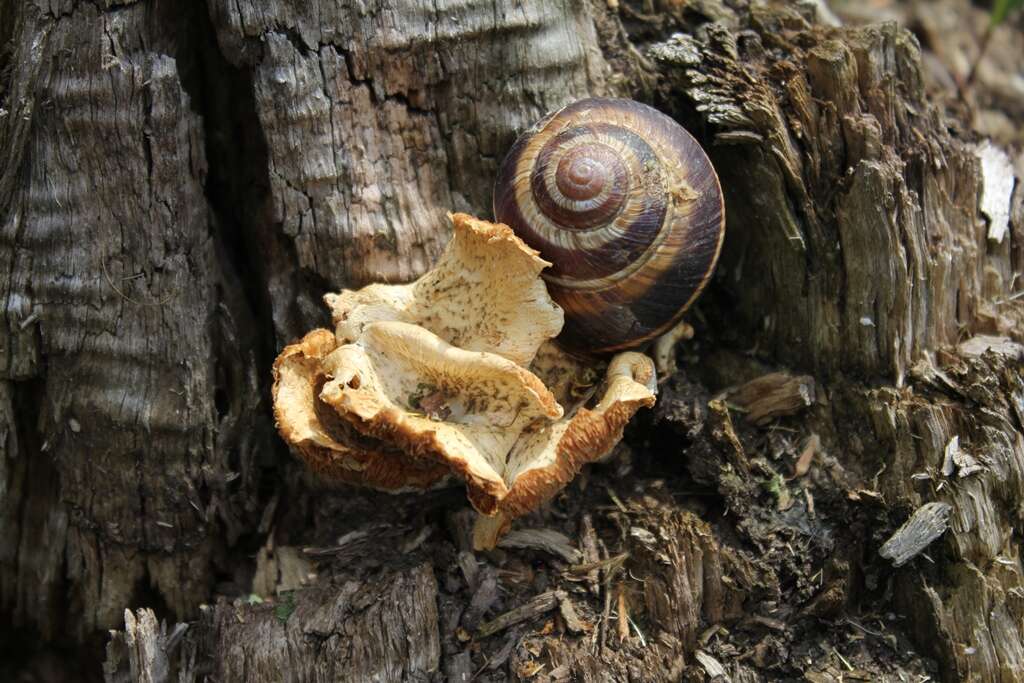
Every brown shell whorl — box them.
[493,97,725,353]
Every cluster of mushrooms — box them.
[272,98,725,548]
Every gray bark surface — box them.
[1,0,1022,681]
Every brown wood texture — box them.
[1,0,1022,681]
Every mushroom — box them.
[272,213,656,548]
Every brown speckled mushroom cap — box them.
[271,213,657,548]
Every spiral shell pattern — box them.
[493,98,725,353]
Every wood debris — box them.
[547,663,571,681]
[578,514,601,595]
[725,372,815,425]
[941,436,959,477]
[498,528,583,564]
[457,550,479,590]
[252,544,314,598]
[476,590,566,639]
[793,433,820,478]
[567,552,629,576]
[463,571,500,632]
[616,587,630,643]
[958,335,1024,360]
[444,651,472,682]
[975,141,1014,243]
[879,502,952,567]
[694,649,730,681]
[629,526,657,547]
[941,436,986,478]
[105,609,190,683]
[558,595,588,634]
[400,525,433,553]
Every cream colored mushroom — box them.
[325,214,564,366]
[272,213,657,549]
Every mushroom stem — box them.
[472,512,511,551]
[653,320,694,381]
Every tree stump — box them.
[1,0,1022,681]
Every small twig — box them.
[844,617,885,638]
[599,578,612,654]
[616,587,629,643]
[628,615,647,647]
[606,487,628,512]
[568,552,629,576]
[833,647,854,672]
[475,590,564,639]
[18,310,41,330]
[579,514,600,596]
[101,254,175,306]
[470,654,490,681]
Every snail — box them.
[493,97,725,354]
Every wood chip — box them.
[475,590,565,639]
[726,372,815,425]
[579,514,600,596]
[444,650,472,682]
[617,587,630,643]
[558,596,587,634]
[794,433,820,477]
[976,141,1014,243]
[629,526,657,546]
[568,552,629,576]
[463,571,499,632]
[695,649,731,681]
[940,435,985,478]
[879,501,952,567]
[953,449,985,478]
[498,528,583,564]
[108,608,188,683]
[958,334,1024,360]
[743,614,787,632]
[401,525,433,553]
[457,551,479,590]
[941,436,959,477]
[548,664,571,681]
[487,629,519,670]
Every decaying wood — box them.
[498,529,583,565]
[1,0,264,642]
[204,0,612,343]
[2,0,612,656]
[103,609,189,683]
[558,596,587,635]
[476,590,565,639]
[2,0,1023,681]
[725,372,816,425]
[879,502,953,567]
[175,563,440,681]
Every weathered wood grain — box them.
[2,0,1023,682]
[650,9,1024,680]
[652,13,1023,382]
[1,0,263,640]
[206,0,611,342]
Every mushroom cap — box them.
[272,213,657,530]
[272,329,451,491]
[326,213,564,367]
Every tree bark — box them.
[1,0,1022,681]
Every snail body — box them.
[493,97,725,353]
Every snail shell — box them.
[493,97,725,353]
